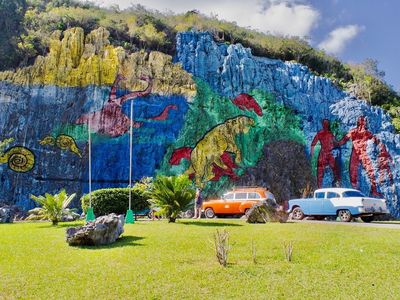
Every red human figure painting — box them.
[76,75,153,137]
[377,143,394,184]
[311,119,341,188]
[338,116,382,196]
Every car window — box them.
[327,192,340,199]
[342,191,365,197]
[235,193,247,200]
[224,193,234,200]
[315,192,325,199]
[248,192,261,199]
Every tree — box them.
[29,189,76,225]
[148,175,195,223]
[0,0,27,70]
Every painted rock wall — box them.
[1,28,399,217]
[0,27,195,209]
[174,31,400,216]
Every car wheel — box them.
[204,208,215,219]
[338,209,352,222]
[292,207,305,220]
[184,210,194,219]
[360,216,374,223]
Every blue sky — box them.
[93,0,399,91]
[309,0,399,91]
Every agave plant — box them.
[28,190,76,225]
[148,175,195,223]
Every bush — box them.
[148,174,195,222]
[81,187,150,216]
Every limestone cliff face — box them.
[176,31,400,217]
[1,28,399,218]
[0,27,195,209]
[0,27,195,97]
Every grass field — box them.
[1,220,400,299]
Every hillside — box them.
[1,0,399,129]
[0,0,400,217]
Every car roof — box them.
[225,187,266,193]
[315,188,361,193]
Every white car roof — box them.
[315,188,361,193]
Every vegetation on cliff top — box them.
[1,0,399,129]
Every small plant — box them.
[29,189,76,225]
[283,241,294,262]
[213,229,230,267]
[301,182,313,198]
[147,175,195,223]
[251,240,257,264]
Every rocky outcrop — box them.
[176,31,400,217]
[0,27,195,210]
[0,27,196,97]
[1,28,399,218]
[66,213,124,246]
[0,207,14,223]
[246,202,288,223]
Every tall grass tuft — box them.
[283,241,294,262]
[213,229,230,267]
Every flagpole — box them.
[125,100,135,224]
[86,117,95,222]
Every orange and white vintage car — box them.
[201,187,269,218]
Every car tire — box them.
[184,210,194,219]
[204,208,216,219]
[360,216,374,223]
[338,209,352,222]
[292,207,305,220]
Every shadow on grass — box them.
[38,222,84,229]
[179,221,243,227]
[73,235,145,249]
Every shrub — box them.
[29,189,76,225]
[147,174,195,223]
[81,187,150,216]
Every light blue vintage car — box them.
[288,188,389,222]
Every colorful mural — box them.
[0,28,399,216]
[170,115,255,187]
[75,75,153,137]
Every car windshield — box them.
[342,191,365,197]
[223,193,234,200]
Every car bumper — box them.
[357,207,389,214]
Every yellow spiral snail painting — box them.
[0,146,35,173]
[39,134,82,158]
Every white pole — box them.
[88,118,92,208]
[129,100,133,210]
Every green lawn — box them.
[1,220,400,299]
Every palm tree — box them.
[148,175,195,223]
[29,190,76,225]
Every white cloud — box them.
[91,0,320,37]
[318,24,363,55]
